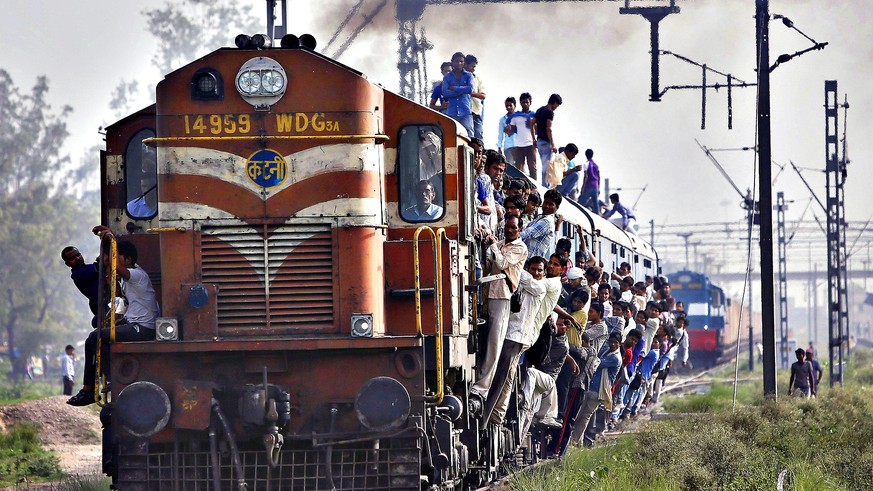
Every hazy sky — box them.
[2,0,871,278]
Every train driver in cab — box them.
[126,143,157,218]
[405,179,443,220]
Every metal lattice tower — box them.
[397,20,420,100]
[824,79,848,387]
[776,192,789,368]
[396,0,428,102]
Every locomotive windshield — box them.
[398,124,445,223]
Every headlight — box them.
[235,57,287,110]
[354,377,411,432]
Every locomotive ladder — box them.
[413,226,446,404]
[95,234,118,407]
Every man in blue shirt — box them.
[62,246,100,326]
[405,180,443,221]
[441,52,474,138]
[521,189,562,260]
[428,62,452,113]
[602,193,638,234]
[496,97,517,167]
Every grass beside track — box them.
[512,348,873,490]
[0,422,63,486]
[0,362,109,489]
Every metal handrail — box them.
[95,235,117,406]
[412,226,445,405]
[146,227,187,233]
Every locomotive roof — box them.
[103,103,155,133]
[668,270,711,282]
[161,46,366,80]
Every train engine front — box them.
[101,34,482,490]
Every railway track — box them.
[473,458,560,491]
[474,360,757,489]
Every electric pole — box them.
[755,0,777,398]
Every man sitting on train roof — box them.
[404,180,443,221]
[602,193,638,234]
[68,226,160,407]
[428,61,452,113]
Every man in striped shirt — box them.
[520,189,562,260]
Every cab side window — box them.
[125,129,158,219]
[398,125,445,223]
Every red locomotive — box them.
[98,31,659,490]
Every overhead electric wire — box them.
[696,139,746,199]
[332,0,388,59]
[771,160,785,186]
[734,23,765,411]
[324,0,365,52]
[846,215,873,259]
[786,197,813,245]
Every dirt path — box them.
[0,396,103,476]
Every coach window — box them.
[398,124,445,223]
[125,129,158,220]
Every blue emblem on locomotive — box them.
[245,148,287,188]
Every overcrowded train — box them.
[95,32,661,490]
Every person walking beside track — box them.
[788,348,816,399]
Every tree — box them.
[0,70,97,377]
[144,0,261,74]
[108,1,261,126]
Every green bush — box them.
[0,423,63,485]
[0,380,59,405]
[521,349,873,490]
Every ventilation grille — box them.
[201,224,334,335]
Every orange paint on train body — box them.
[102,44,483,489]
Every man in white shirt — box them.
[643,301,662,355]
[472,215,528,399]
[506,93,537,180]
[62,345,75,396]
[68,226,160,407]
[546,144,580,189]
[465,54,486,139]
[486,253,580,425]
[482,256,547,425]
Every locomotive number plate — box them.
[176,112,346,137]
